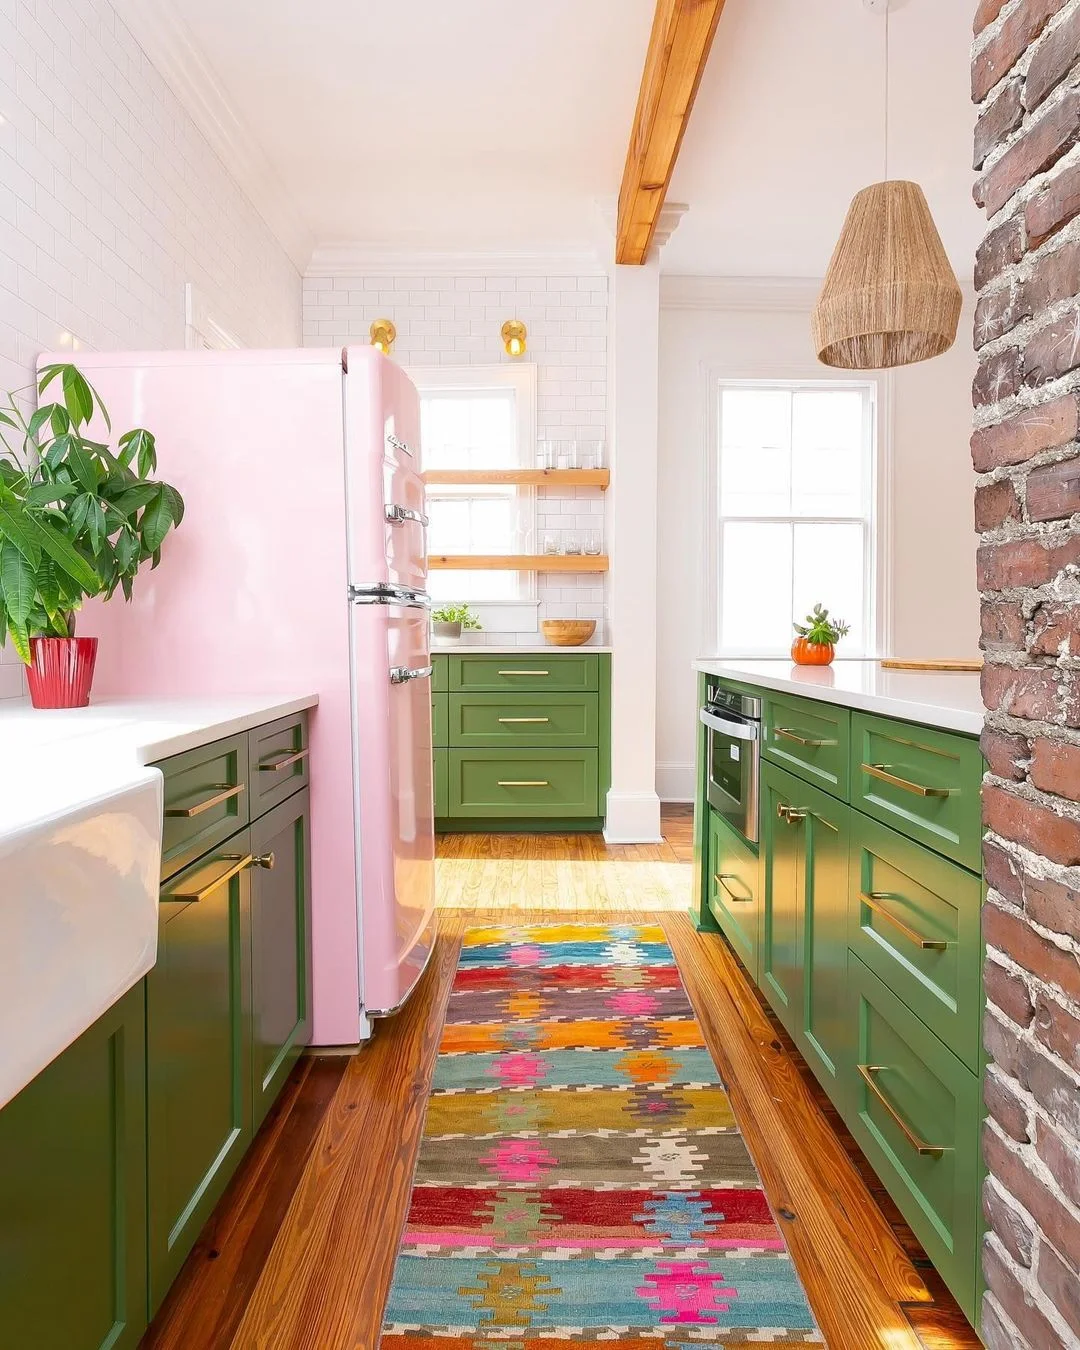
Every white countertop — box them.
[692,659,985,736]
[433,643,613,654]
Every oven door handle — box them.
[699,708,759,740]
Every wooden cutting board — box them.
[880,659,983,672]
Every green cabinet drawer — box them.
[150,835,253,1313]
[448,748,599,818]
[432,692,448,747]
[849,813,983,1070]
[250,790,312,1132]
[450,653,598,693]
[249,711,310,819]
[432,654,448,692]
[0,983,147,1350]
[434,748,449,817]
[159,734,249,881]
[846,953,981,1324]
[449,693,598,748]
[850,713,983,870]
[763,693,850,799]
[707,808,760,981]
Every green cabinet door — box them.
[797,777,851,1108]
[760,763,802,1038]
[447,748,599,818]
[707,808,760,980]
[148,836,253,1313]
[434,747,449,817]
[250,790,312,1132]
[0,983,147,1350]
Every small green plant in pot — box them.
[791,603,850,667]
[0,363,184,707]
[432,603,481,641]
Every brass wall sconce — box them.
[501,319,527,359]
[370,318,397,354]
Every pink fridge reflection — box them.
[49,346,437,1045]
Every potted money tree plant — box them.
[0,363,184,707]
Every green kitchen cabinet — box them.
[450,652,599,693]
[706,808,760,980]
[148,835,253,1313]
[760,762,851,1105]
[447,747,599,819]
[449,692,599,748]
[434,747,449,816]
[432,692,448,747]
[160,733,249,881]
[250,789,313,1131]
[0,984,147,1350]
[763,692,851,799]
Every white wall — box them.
[303,268,609,642]
[656,293,979,802]
[0,0,303,697]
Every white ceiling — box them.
[158,0,980,277]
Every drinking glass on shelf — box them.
[563,532,582,555]
[542,533,560,556]
[565,440,581,469]
[579,440,604,470]
[584,531,602,556]
[537,441,556,470]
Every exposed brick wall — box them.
[973,1,1080,1345]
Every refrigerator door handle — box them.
[349,582,431,609]
[385,503,429,528]
[390,663,434,685]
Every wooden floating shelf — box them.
[429,554,609,573]
[422,469,610,489]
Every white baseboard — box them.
[656,760,695,803]
[604,791,663,844]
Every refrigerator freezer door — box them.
[350,601,436,1017]
[344,346,427,593]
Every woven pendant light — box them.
[811,179,963,370]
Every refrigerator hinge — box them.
[357,1004,374,1042]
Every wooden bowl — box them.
[541,620,596,647]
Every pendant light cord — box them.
[883,1,890,182]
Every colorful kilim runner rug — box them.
[381,923,824,1346]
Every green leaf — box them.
[25,482,75,508]
[24,514,100,595]
[119,428,156,476]
[108,482,160,518]
[36,557,60,621]
[1,541,35,625]
[8,621,30,664]
[163,483,185,528]
[62,366,94,426]
[139,487,174,555]
[0,493,43,567]
[69,493,92,536]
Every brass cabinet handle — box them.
[252,853,276,870]
[857,1064,949,1157]
[497,717,550,724]
[776,802,807,824]
[862,763,952,798]
[715,873,753,904]
[861,892,950,951]
[497,780,550,787]
[775,727,837,748]
[169,853,253,903]
[260,748,309,773]
[165,783,245,818]
[497,670,550,677]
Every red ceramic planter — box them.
[26,637,99,709]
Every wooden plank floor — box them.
[140,814,980,1350]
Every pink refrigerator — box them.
[52,347,437,1046]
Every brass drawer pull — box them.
[165,783,245,818]
[260,748,309,773]
[861,892,950,951]
[497,780,550,787]
[497,717,550,724]
[776,802,807,824]
[169,853,253,903]
[775,727,837,748]
[863,763,952,798]
[857,1064,950,1157]
[715,873,753,904]
[252,853,276,870]
[497,670,550,677]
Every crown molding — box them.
[112,0,315,273]
[660,275,824,310]
[306,245,607,278]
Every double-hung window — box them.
[415,366,537,613]
[714,380,879,656]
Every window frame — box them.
[410,363,539,619]
[704,371,889,659]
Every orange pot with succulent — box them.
[791,604,850,667]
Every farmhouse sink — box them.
[0,752,163,1108]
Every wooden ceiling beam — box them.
[616,0,727,265]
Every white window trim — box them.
[701,366,892,659]
[409,363,540,628]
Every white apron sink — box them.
[0,755,162,1109]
